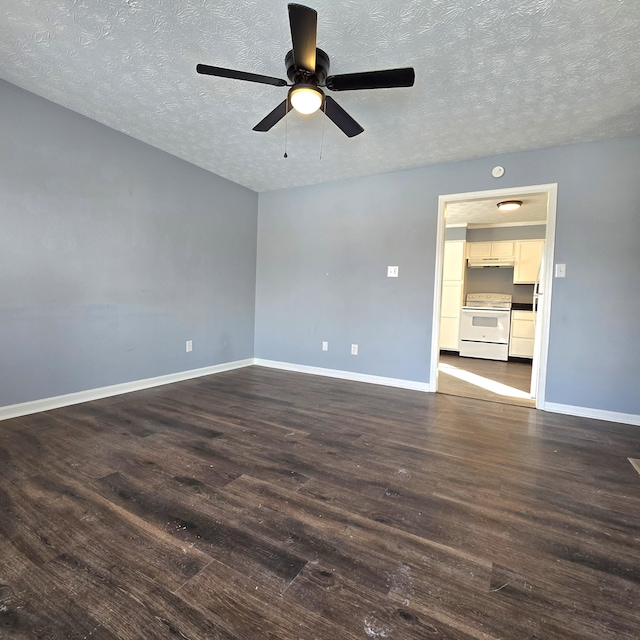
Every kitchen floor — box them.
[438,352,535,407]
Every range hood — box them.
[468,256,515,268]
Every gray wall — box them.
[255,171,431,382]
[444,227,467,241]
[466,224,546,242]
[465,269,534,304]
[0,80,258,407]
[256,136,640,415]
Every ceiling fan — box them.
[196,3,415,137]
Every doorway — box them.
[430,184,557,409]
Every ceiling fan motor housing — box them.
[285,48,330,85]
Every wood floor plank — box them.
[42,549,239,640]
[1,473,214,589]
[177,557,364,640]
[284,562,481,640]
[0,537,120,640]
[94,470,309,594]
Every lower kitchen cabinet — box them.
[509,310,535,358]
[440,281,464,350]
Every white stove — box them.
[459,293,512,361]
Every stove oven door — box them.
[459,308,511,343]
[459,308,511,360]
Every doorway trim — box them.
[429,183,558,409]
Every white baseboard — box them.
[0,358,254,422]
[5,358,635,428]
[543,402,640,427]
[254,358,432,392]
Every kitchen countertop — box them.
[512,303,534,311]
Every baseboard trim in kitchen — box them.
[254,359,432,392]
[544,402,640,427]
[0,358,254,422]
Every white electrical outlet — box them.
[387,266,399,278]
[186,340,193,352]
[351,344,358,355]
[322,341,328,351]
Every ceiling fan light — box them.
[497,200,523,212]
[289,85,323,114]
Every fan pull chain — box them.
[284,99,289,158]
[319,100,326,160]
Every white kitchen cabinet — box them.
[467,242,491,258]
[440,282,464,349]
[442,239,466,281]
[509,310,536,358]
[513,240,544,284]
[491,241,515,257]
[466,241,515,259]
[439,241,466,350]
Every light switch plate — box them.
[555,263,566,278]
[387,266,399,278]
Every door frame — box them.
[429,183,558,409]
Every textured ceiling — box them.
[1,0,640,192]
[446,192,548,227]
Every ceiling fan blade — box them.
[253,98,292,132]
[326,67,415,91]
[288,3,317,72]
[196,64,287,87]
[323,96,364,137]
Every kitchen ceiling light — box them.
[497,200,523,212]
[289,84,324,114]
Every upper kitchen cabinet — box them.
[466,241,515,259]
[513,240,544,284]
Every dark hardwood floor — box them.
[1,366,639,639]
[438,353,535,407]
